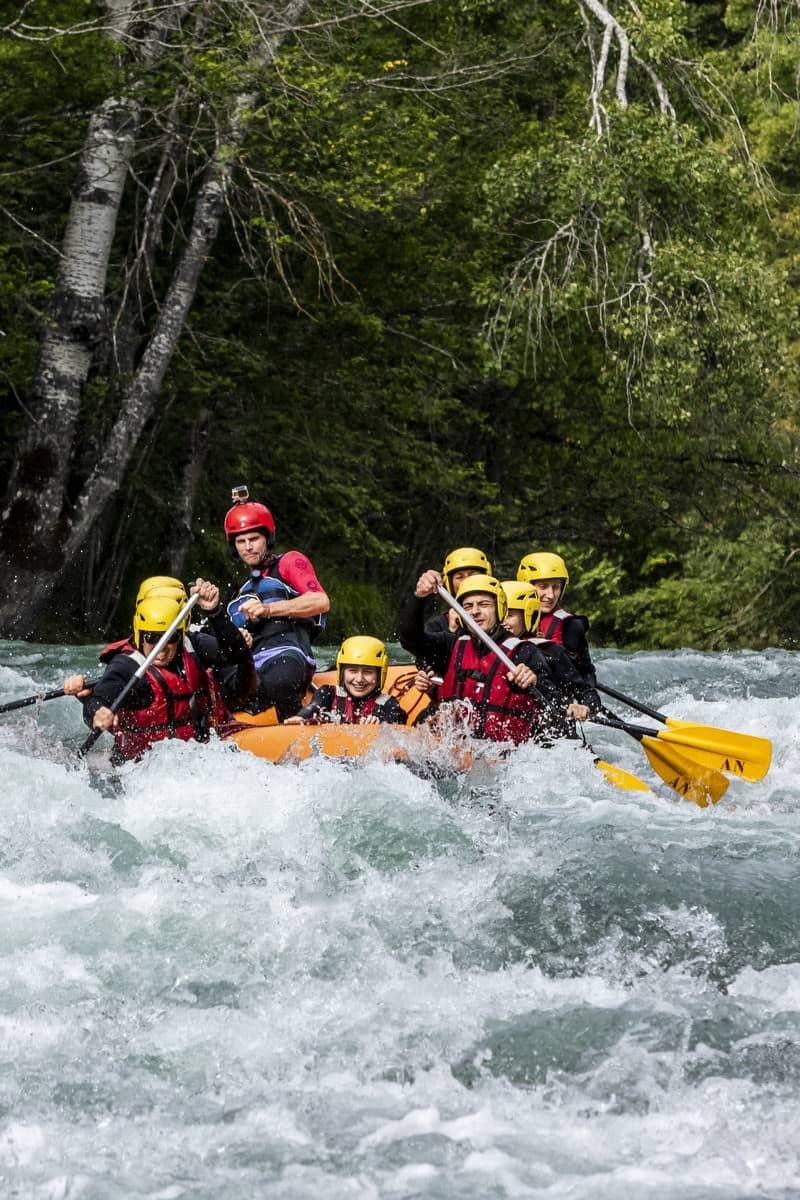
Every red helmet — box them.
[224,501,276,544]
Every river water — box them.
[0,640,797,1198]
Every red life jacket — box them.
[97,638,220,761]
[331,686,391,724]
[438,635,540,745]
[538,608,573,645]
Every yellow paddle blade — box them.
[594,759,652,793]
[660,720,772,782]
[642,736,729,808]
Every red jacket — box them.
[98,639,223,760]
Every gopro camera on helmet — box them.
[231,484,250,504]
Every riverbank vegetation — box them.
[2,0,800,647]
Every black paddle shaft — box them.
[590,709,661,742]
[0,679,99,715]
[596,682,667,725]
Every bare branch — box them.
[0,204,63,257]
[578,0,675,132]
[580,0,630,109]
[362,47,559,94]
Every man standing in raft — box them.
[399,570,565,746]
[67,579,254,763]
[224,486,330,718]
[516,552,596,685]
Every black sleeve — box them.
[190,613,257,710]
[561,615,597,685]
[398,595,456,675]
[191,609,252,668]
[378,696,408,725]
[511,641,564,706]
[295,684,335,721]
[541,643,601,712]
[81,655,152,728]
[424,612,451,636]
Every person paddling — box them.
[500,580,602,734]
[224,486,330,719]
[425,547,492,634]
[400,571,573,746]
[285,637,406,726]
[64,579,254,763]
[516,552,596,685]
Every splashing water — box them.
[0,640,798,1198]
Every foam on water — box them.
[0,639,799,1198]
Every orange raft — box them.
[226,664,435,764]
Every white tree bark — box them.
[0,1,307,636]
[0,3,140,635]
[60,2,308,563]
[0,2,193,634]
[17,94,138,518]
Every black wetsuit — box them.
[399,595,601,740]
[424,612,451,636]
[83,608,255,728]
[541,612,597,685]
[296,685,406,725]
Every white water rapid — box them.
[0,641,797,1198]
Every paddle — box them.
[435,586,652,794]
[436,585,548,698]
[0,680,100,715]
[593,758,652,793]
[77,593,201,758]
[591,712,729,808]
[596,681,771,782]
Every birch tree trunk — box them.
[1,5,134,526]
[0,1,306,637]
[0,1,190,635]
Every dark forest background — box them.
[2,0,800,648]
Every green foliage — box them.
[603,519,800,649]
[315,571,395,644]
[3,0,800,650]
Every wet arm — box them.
[81,658,150,728]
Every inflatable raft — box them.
[227,664,435,763]
[229,720,426,763]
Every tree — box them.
[2,0,800,649]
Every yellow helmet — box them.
[336,636,389,691]
[516,552,569,597]
[501,580,541,635]
[442,547,492,594]
[136,575,187,604]
[132,591,190,650]
[454,574,508,623]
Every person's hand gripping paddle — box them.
[77,593,200,758]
